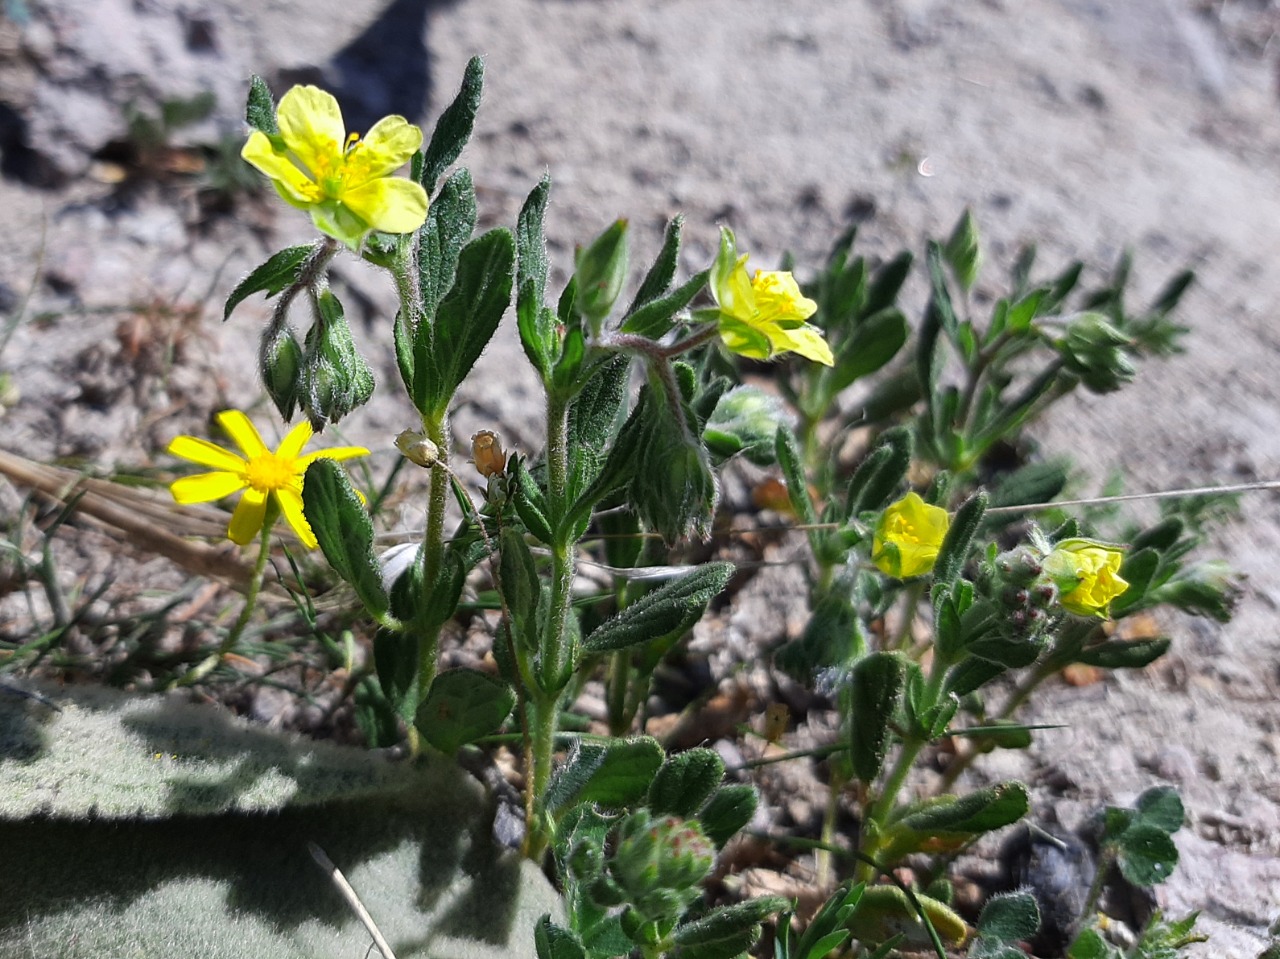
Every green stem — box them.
[524,392,574,860]
[606,649,631,736]
[856,734,924,883]
[416,413,449,701]
[174,512,274,688]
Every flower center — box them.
[889,514,923,544]
[243,453,296,493]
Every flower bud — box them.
[607,810,714,923]
[258,324,303,422]
[1057,312,1136,393]
[471,429,507,478]
[395,429,440,468]
[302,289,375,430]
[703,385,793,466]
[574,218,629,335]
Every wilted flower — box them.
[168,410,369,549]
[710,228,833,366]
[872,492,951,578]
[471,430,507,478]
[242,85,428,249]
[1043,537,1130,617]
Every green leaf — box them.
[776,425,818,525]
[933,491,987,586]
[828,308,908,393]
[418,55,483,195]
[673,898,788,959]
[848,652,905,783]
[373,626,419,723]
[1115,824,1179,886]
[567,355,630,503]
[944,657,1006,697]
[426,228,516,416]
[775,586,866,682]
[417,167,478,324]
[897,782,1029,836]
[223,245,309,321]
[498,527,542,651]
[976,891,1040,943]
[1109,547,1160,617]
[535,917,588,959]
[1135,786,1184,833]
[1074,637,1169,669]
[647,748,724,818]
[987,460,1069,519]
[511,454,554,545]
[583,562,733,653]
[302,459,387,619]
[545,737,664,812]
[1067,928,1123,959]
[517,175,555,377]
[619,268,710,339]
[943,208,983,292]
[864,250,913,317]
[415,669,514,755]
[844,427,912,518]
[627,214,683,312]
[699,784,756,848]
[244,74,277,135]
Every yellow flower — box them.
[872,492,951,578]
[1044,538,1130,617]
[241,85,428,249]
[167,410,369,549]
[710,228,834,366]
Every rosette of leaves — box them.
[536,740,786,959]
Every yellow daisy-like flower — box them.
[872,492,952,579]
[1044,538,1130,618]
[167,410,370,549]
[710,227,834,366]
[241,85,428,249]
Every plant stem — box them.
[415,412,449,701]
[174,513,273,688]
[857,734,924,883]
[523,391,574,860]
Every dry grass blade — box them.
[0,448,252,589]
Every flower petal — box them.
[227,488,268,546]
[241,130,319,205]
[216,410,270,460]
[275,486,318,549]
[167,435,246,472]
[276,85,346,180]
[717,314,773,361]
[275,419,314,460]
[340,178,428,235]
[170,471,246,504]
[770,324,835,366]
[345,115,423,185]
[295,445,372,469]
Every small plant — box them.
[2,57,1243,959]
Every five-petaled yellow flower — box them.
[242,85,428,249]
[167,410,369,549]
[872,492,951,579]
[710,228,834,366]
[1043,538,1130,618]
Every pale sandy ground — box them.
[2,0,1280,954]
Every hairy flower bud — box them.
[1057,312,1136,393]
[574,218,629,335]
[607,811,715,923]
